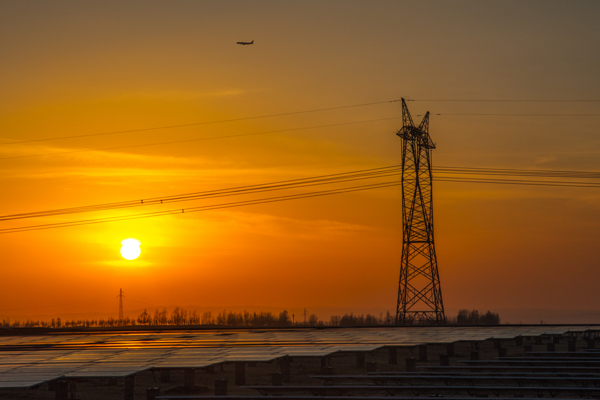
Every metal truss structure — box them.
[395,98,445,325]
[118,288,124,321]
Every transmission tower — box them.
[118,288,124,321]
[395,98,445,325]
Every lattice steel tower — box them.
[395,98,445,325]
[118,288,124,321]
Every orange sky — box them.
[1,1,599,323]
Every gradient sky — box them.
[1,1,599,323]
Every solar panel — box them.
[0,380,49,388]
[0,325,594,388]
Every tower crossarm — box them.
[396,99,435,149]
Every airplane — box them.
[236,40,254,45]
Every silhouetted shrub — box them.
[454,309,500,325]
[4,308,404,329]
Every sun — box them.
[120,238,141,260]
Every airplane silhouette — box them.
[236,40,254,45]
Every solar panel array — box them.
[0,325,595,389]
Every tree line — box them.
[449,309,501,325]
[0,308,500,328]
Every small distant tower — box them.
[118,288,124,321]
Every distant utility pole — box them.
[118,288,124,321]
[395,98,445,325]
[303,308,308,325]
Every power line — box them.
[1,166,599,234]
[435,177,600,188]
[0,117,402,161]
[3,113,598,162]
[0,99,401,146]
[2,165,599,223]
[436,113,600,116]
[2,113,597,162]
[0,165,402,221]
[0,181,402,234]
[408,99,600,102]
[2,97,596,147]
[436,166,600,179]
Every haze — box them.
[0,1,599,324]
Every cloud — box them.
[94,259,154,268]
[535,155,557,164]
[116,89,248,101]
[206,210,373,241]
[0,142,205,164]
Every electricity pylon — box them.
[395,98,445,325]
[118,288,124,321]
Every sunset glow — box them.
[0,1,599,325]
